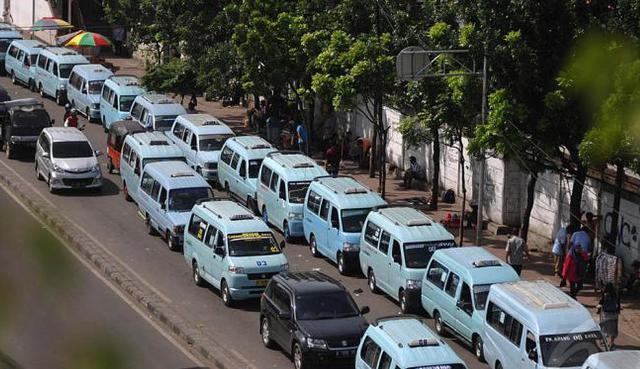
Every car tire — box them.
[48,175,56,194]
[192,260,204,287]
[337,252,347,275]
[39,83,45,97]
[283,221,291,242]
[224,182,230,197]
[368,269,379,293]
[292,342,308,369]
[6,143,13,159]
[434,311,448,336]
[473,335,485,362]
[29,79,35,92]
[221,279,234,307]
[123,182,132,202]
[35,162,43,181]
[309,235,319,257]
[86,108,92,123]
[55,90,64,105]
[246,196,255,214]
[166,231,179,252]
[262,206,269,225]
[261,316,275,349]
[145,214,157,236]
[11,71,16,85]
[399,289,411,314]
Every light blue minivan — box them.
[129,93,186,131]
[256,152,329,241]
[303,176,386,274]
[100,75,145,130]
[421,247,520,361]
[359,206,456,313]
[5,40,46,90]
[0,23,22,75]
[356,315,468,369]
[137,161,213,251]
[67,64,113,122]
[34,47,89,105]
[217,136,276,211]
[120,131,186,204]
[184,199,288,307]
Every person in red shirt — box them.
[64,109,79,128]
[325,142,340,177]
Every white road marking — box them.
[0,158,57,208]
[0,181,205,367]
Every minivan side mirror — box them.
[528,350,538,363]
[360,306,370,315]
[214,246,225,257]
[392,253,401,265]
[279,240,286,250]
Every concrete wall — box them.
[1,0,62,44]
[337,103,640,270]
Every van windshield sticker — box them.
[228,232,271,241]
[541,332,601,344]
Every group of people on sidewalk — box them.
[250,100,308,154]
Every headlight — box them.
[305,338,328,350]
[342,242,359,252]
[406,279,422,290]
[280,263,289,272]
[288,212,303,220]
[52,163,64,173]
[228,265,245,274]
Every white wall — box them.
[3,0,57,44]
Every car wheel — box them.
[434,311,447,336]
[192,261,204,287]
[337,252,347,275]
[261,316,275,349]
[39,83,45,97]
[495,362,502,369]
[145,214,157,236]
[123,182,132,202]
[224,182,230,197]
[221,280,234,307]
[6,143,13,159]
[166,231,179,252]
[283,221,291,242]
[29,79,35,92]
[246,196,255,214]
[48,175,56,194]
[86,108,92,123]
[309,235,319,257]
[11,71,16,85]
[55,90,64,105]
[473,335,485,362]
[368,269,379,293]
[262,206,268,224]
[400,289,411,313]
[35,162,43,181]
[292,342,308,369]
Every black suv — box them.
[0,98,52,159]
[260,271,369,369]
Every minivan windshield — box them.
[52,141,93,158]
[168,187,212,212]
[154,115,178,131]
[12,110,50,128]
[540,331,605,367]
[88,80,104,94]
[227,232,280,257]
[199,134,233,152]
[341,208,371,233]
[119,95,136,112]
[473,284,492,310]
[248,159,262,178]
[295,292,359,320]
[287,181,311,204]
[58,64,78,79]
[403,240,457,269]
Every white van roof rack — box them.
[406,219,431,227]
[344,187,368,194]
[230,214,254,221]
[170,172,194,178]
[473,259,501,268]
[148,140,169,146]
[407,338,440,348]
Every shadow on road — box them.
[55,177,121,197]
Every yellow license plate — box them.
[256,279,269,287]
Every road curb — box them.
[0,167,247,369]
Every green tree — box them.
[141,59,198,103]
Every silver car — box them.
[35,127,102,193]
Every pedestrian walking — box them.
[571,220,592,258]
[296,120,308,155]
[563,242,588,299]
[325,141,340,177]
[112,26,125,56]
[597,283,621,349]
[188,94,198,112]
[552,225,568,277]
[505,234,528,276]
[595,244,623,292]
[63,103,72,124]
[64,109,81,128]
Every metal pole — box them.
[476,53,487,245]
[31,0,35,38]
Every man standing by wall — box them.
[505,234,529,276]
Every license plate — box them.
[335,349,354,358]
[255,279,269,287]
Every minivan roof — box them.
[310,176,386,210]
[489,280,599,335]
[105,75,146,95]
[0,23,21,39]
[71,64,113,79]
[371,316,465,368]
[264,152,328,182]
[144,161,209,190]
[45,127,89,142]
[176,114,234,135]
[40,47,89,64]
[137,93,186,116]
[369,207,454,243]
[126,131,185,159]
[275,271,345,296]
[195,200,270,235]
[225,136,276,160]
[582,351,640,369]
[10,39,46,52]
[431,247,520,285]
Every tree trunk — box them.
[607,161,625,246]
[378,101,386,198]
[457,138,466,246]
[569,161,587,231]
[520,172,538,242]
[369,122,378,178]
[429,125,440,210]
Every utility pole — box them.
[476,53,487,245]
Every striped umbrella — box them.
[65,31,113,48]
[33,17,73,31]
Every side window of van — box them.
[238,160,246,178]
[378,231,391,254]
[182,128,192,143]
[486,302,524,346]
[131,102,143,119]
[269,173,279,192]
[7,45,17,58]
[391,240,401,265]
[331,207,340,229]
[37,55,47,69]
[159,187,167,206]
[230,153,240,169]
[360,336,382,368]
[458,282,473,314]
[101,85,110,100]
[204,225,218,248]
[172,122,185,140]
[260,166,272,187]
[16,49,24,62]
[109,89,117,107]
[140,173,154,195]
[306,190,322,214]
[445,272,460,297]
[190,134,198,151]
[188,213,208,241]
[378,352,392,369]
[319,199,330,219]
[426,260,449,289]
[150,180,161,200]
[363,221,381,247]
[122,143,131,162]
[24,53,31,66]
[278,180,286,200]
[140,108,149,125]
[220,146,233,165]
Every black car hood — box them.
[297,316,368,340]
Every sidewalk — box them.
[105,56,640,346]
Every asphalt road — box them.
[0,183,202,369]
[0,77,637,369]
